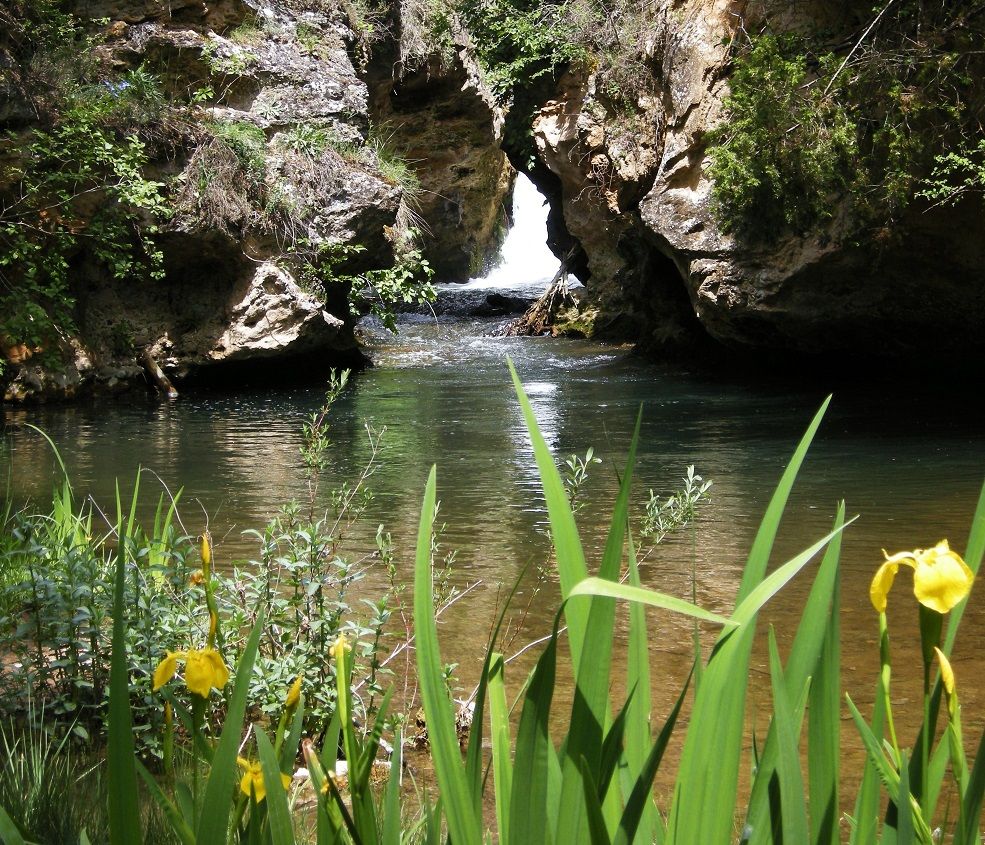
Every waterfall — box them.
[458,173,560,291]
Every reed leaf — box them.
[196,609,266,844]
[0,803,26,845]
[256,728,296,845]
[509,620,560,845]
[413,466,481,844]
[488,654,513,844]
[107,519,141,845]
[767,628,810,845]
[381,730,403,845]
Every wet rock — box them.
[207,262,353,364]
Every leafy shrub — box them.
[0,387,407,756]
[708,34,858,239]
[0,6,168,354]
[709,3,985,242]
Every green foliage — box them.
[920,137,985,207]
[709,4,985,242]
[0,413,402,757]
[356,238,435,333]
[459,0,581,99]
[292,235,435,334]
[640,464,712,543]
[0,7,168,353]
[708,34,857,239]
[207,119,267,177]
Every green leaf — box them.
[568,578,734,628]
[256,728,296,845]
[620,532,658,845]
[579,758,613,845]
[767,628,810,845]
[507,359,589,659]
[510,620,559,845]
[743,504,845,845]
[381,729,403,845]
[557,409,642,844]
[135,761,196,845]
[615,669,691,845]
[667,398,830,845]
[196,610,266,844]
[107,529,142,845]
[488,654,513,844]
[808,520,842,845]
[954,726,985,845]
[0,803,26,845]
[413,466,482,844]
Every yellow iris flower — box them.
[152,647,230,698]
[237,757,292,803]
[870,540,974,614]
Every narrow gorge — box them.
[2,0,984,402]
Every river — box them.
[3,174,985,804]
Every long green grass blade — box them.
[467,563,529,818]
[847,696,934,844]
[0,803,26,845]
[945,479,985,653]
[954,726,985,845]
[767,628,810,845]
[107,529,142,845]
[579,758,613,845]
[413,466,481,844]
[897,752,914,845]
[567,578,733,627]
[744,504,846,845]
[557,411,642,843]
[808,528,842,845]
[667,398,830,845]
[488,654,513,844]
[381,729,403,845]
[849,676,888,845]
[256,728,296,845]
[507,359,589,660]
[196,610,266,844]
[730,517,854,629]
[621,533,657,845]
[135,761,196,845]
[510,621,559,845]
[615,669,692,845]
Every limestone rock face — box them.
[528,1,985,359]
[2,0,402,401]
[366,43,514,282]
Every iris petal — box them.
[870,560,902,613]
[912,542,974,613]
[152,651,184,691]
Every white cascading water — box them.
[455,173,560,291]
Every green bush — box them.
[709,3,985,242]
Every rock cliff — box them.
[522,1,985,361]
[0,0,513,401]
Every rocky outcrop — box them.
[365,36,514,282]
[525,1,985,360]
[3,0,403,401]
